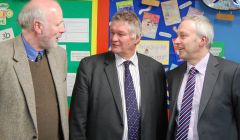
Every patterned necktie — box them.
[36,52,42,62]
[124,61,140,140]
[176,67,198,140]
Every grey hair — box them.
[111,10,142,39]
[18,6,46,29]
[182,15,214,48]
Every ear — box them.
[33,20,43,34]
[134,34,141,45]
[199,36,209,48]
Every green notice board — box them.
[59,0,92,73]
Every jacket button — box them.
[32,136,37,139]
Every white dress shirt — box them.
[115,53,141,140]
[177,53,210,140]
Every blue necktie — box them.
[176,67,198,140]
[124,61,140,140]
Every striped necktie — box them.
[176,67,198,140]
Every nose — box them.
[59,22,65,34]
[111,33,118,42]
[174,36,181,44]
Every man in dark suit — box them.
[69,10,168,140]
[167,15,240,140]
[0,0,69,139]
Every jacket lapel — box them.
[171,64,186,109]
[12,36,38,130]
[168,64,186,133]
[104,52,123,121]
[46,48,63,99]
[198,54,219,120]
[46,48,67,123]
[137,54,151,123]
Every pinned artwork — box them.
[161,0,181,26]
[137,40,169,65]
[0,28,14,42]
[187,7,204,16]
[116,0,134,12]
[0,3,13,25]
[141,0,160,7]
[141,12,160,39]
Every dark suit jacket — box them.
[0,36,69,140]
[69,51,168,140]
[167,54,240,140]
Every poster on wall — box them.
[142,12,160,39]
[161,0,181,26]
[137,40,169,65]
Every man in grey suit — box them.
[69,10,168,140]
[167,15,240,140]
[0,0,69,139]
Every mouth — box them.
[56,33,63,40]
[177,45,183,51]
[178,48,183,51]
[111,44,119,48]
[178,49,184,54]
[55,38,59,43]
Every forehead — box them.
[177,20,196,34]
[46,8,63,23]
[110,21,129,30]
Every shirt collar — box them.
[21,34,44,62]
[115,52,138,67]
[187,53,210,75]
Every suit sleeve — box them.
[69,58,89,140]
[232,64,240,138]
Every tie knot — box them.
[189,67,198,75]
[36,52,42,62]
[123,61,131,69]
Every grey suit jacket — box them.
[167,54,240,140]
[0,36,69,140]
[69,51,168,140]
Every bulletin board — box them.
[59,0,92,74]
[110,0,195,70]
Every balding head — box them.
[18,0,64,51]
[18,0,62,30]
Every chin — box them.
[50,42,58,48]
[111,48,120,54]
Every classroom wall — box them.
[108,0,240,70]
[195,0,240,63]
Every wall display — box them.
[110,0,195,70]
